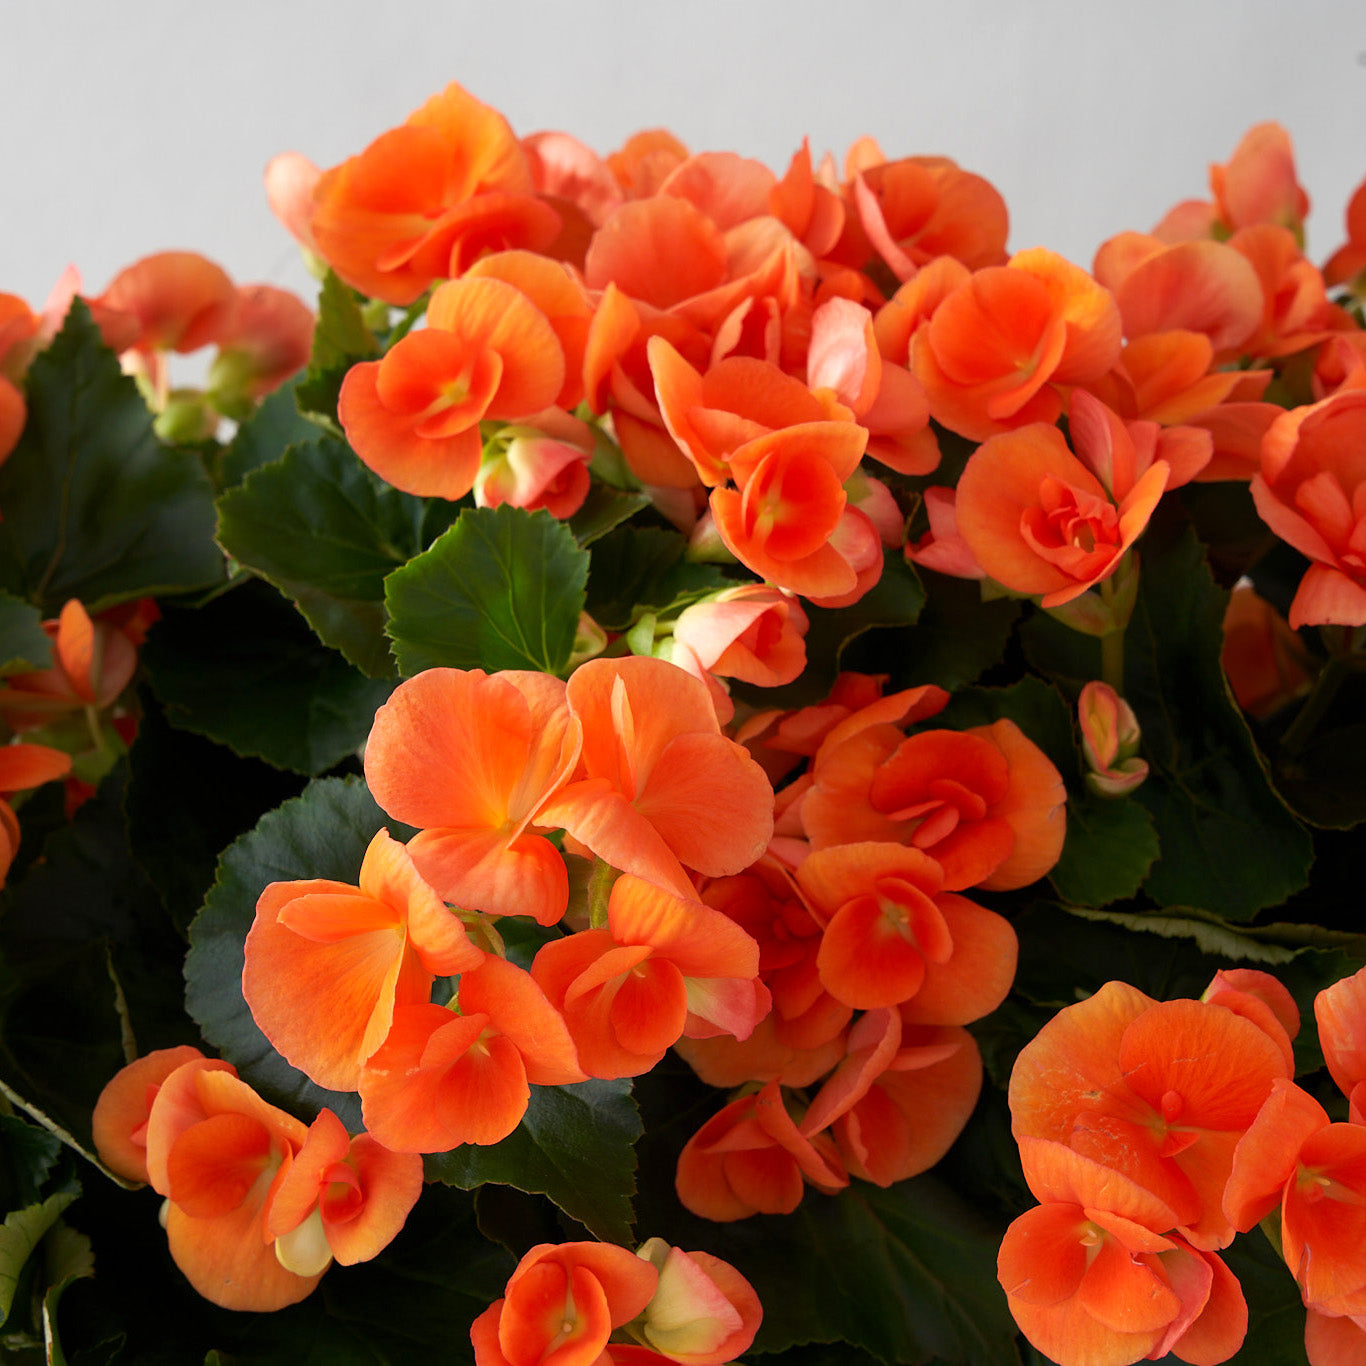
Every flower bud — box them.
[1078,680,1148,796]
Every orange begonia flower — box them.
[631,1238,762,1366]
[1325,175,1366,289]
[801,1006,983,1187]
[806,295,938,476]
[1316,965,1366,1106]
[954,418,1168,608]
[674,860,849,1089]
[1226,1077,1366,1317]
[770,139,845,259]
[470,1240,659,1366]
[306,82,561,305]
[242,827,483,1092]
[648,335,852,488]
[91,1044,209,1185]
[338,275,566,500]
[1000,1139,1247,1366]
[1210,122,1309,239]
[607,129,691,200]
[537,656,774,896]
[911,248,1121,442]
[364,668,582,925]
[708,422,880,603]
[1083,329,1268,427]
[140,1057,318,1311]
[1092,234,1264,360]
[1250,388,1366,628]
[675,1080,847,1222]
[847,155,1009,280]
[0,741,74,888]
[531,874,764,1079]
[796,841,1017,1015]
[1306,1307,1366,1366]
[264,1106,423,1276]
[802,712,1066,892]
[359,955,584,1152]
[1010,982,1292,1250]
[1221,582,1313,721]
[0,598,138,732]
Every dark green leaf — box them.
[583,525,731,632]
[294,271,380,424]
[567,483,652,547]
[214,381,322,489]
[1274,722,1366,829]
[902,570,1021,692]
[0,593,51,674]
[0,300,224,613]
[140,579,392,775]
[1,765,190,1138]
[125,687,306,933]
[1050,792,1159,908]
[1125,523,1312,919]
[0,1116,63,1210]
[385,505,588,676]
[216,437,456,677]
[725,1179,1018,1366]
[184,776,407,1128]
[426,1078,640,1245]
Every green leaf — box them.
[0,1116,63,1211]
[1125,522,1313,919]
[729,1179,1017,1366]
[214,381,323,489]
[0,593,51,674]
[140,578,392,775]
[1050,792,1159,908]
[567,483,652,547]
[40,1221,96,1366]
[216,437,459,678]
[0,300,225,613]
[184,776,406,1128]
[0,1187,76,1326]
[425,1078,640,1245]
[583,525,731,632]
[294,271,381,424]
[902,569,1021,692]
[1,766,190,1146]
[125,687,306,933]
[385,505,588,676]
[1275,721,1366,829]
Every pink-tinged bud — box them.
[672,585,810,688]
[474,416,594,519]
[631,1238,762,1365]
[1078,680,1148,797]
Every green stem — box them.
[1280,655,1349,757]
[1100,578,1124,692]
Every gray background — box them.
[4,0,1365,310]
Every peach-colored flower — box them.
[1250,388,1366,627]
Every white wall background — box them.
[4,0,1365,309]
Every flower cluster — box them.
[92,1046,422,1310]
[5,76,1366,1365]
